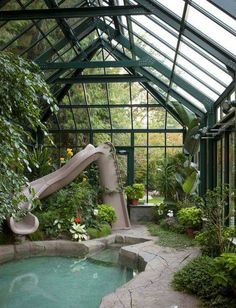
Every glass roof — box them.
[0,0,235,133]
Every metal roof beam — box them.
[39,59,150,69]
[58,103,162,108]
[48,128,184,133]
[42,41,100,122]
[44,0,84,52]
[102,40,205,117]
[0,6,150,20]
[135,0,236,71]
[45,39,102,84]
[51,74,147,84]
[213,80,235,109]
[35,19,95,63]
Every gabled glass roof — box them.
[0,0,235,131]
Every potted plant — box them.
[125,183,145,205]
[177,207,202,238]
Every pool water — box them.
[0,249,133,308]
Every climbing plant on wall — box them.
[0,52,56,227]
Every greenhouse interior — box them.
[0,0,236,307]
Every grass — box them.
[139,196,164,204]
[147,223,196,249]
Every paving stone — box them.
[100,225,201,308]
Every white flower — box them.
[167,210,173,217]
[93,209,98,216]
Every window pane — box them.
[113,133,130,146]
[133,107,147,129]
[149,133,165,146]
[166,133,183,146]
[135,133,147,146]
[89,108,111,129]
[111,108,131,129]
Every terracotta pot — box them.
[186,228,195,238]
[131,199,139,205]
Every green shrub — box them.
[196,186,235,257]
[213,253,236,289]
[195,226,235,257]
[172,256,235,307]
[87,223,111,239]
[32,181,99,239]
[97,204,117,225]
[28,230,45,241]
[177,207,202,229]
[124,183,145,200]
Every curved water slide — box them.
[9,143,130,235]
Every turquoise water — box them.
[0,251,133,308]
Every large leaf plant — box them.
[170,101,201,203]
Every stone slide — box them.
[8,143,131,235]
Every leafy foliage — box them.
[124,183,145,200]
[172,256,236,307]
[69,223,88,241]
[195,186,235,256]
[87,223,111,239]
[177,207,202,229]
[97,204,117,225]
[35,181,98,238]
[171,101,200,156]
[213,253,236,289]
[26,147,55,181]
[0,52,56,226]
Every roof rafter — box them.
[51,74,147,84]
[135,0,236,72]
[207,0,236,20]
[0,5,150,20]
[39,59,151,69]
[97,19,212,110]
[102,39,205,117]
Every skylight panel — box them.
[153,0,185,18]
[186,5,236,57]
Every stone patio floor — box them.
[100,224,202,308]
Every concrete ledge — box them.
[0,234,150,265]
[0,239,107,264]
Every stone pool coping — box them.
[0,234,150,264]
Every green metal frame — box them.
[1,0,235,197]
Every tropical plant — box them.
[195,186,235,256]
[26,146,55,181]
[69,223,88,241]
[124,183,145,200]
[0,52,56,226]
[170,101,200,157]
[97,204,117,225]
[177,207,202,229]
